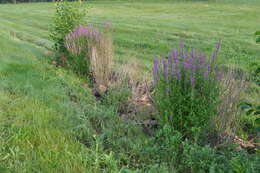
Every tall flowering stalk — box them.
[65,25,101,54]
[153,41,222,138]
[64,24,113,86]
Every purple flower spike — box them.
[171,63,175,75]
[176,68,181,80]
[172,49,179,65]
[204,63,211,79]
[163,59,169,81]
[168,55,173,73]
[153,57,160,83]
[198,55,206,65]
[183,58,192,70]
[211,51,217,61]
[216,70,223,81]
[211,40,222,61]
[190,48,194,58]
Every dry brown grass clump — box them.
[90,32,113,87]
[65,25,114,88]
[213,68,248,137]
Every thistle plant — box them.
[153,41,222,138]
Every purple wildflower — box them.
[172,49,179,65]
[198,55,206,65]
[168,55,173,74]
[65,25,104,54]
[204,63,211,78]
[211,40,222,61]
[153,57,160,84]
[170,49,181,80]
[216,70,223,81]
[183,57,192,70]
[153,42,222,92]
[190,48,194,58]
[176,68,181,80]
[171,63,175,75]
[163,59,169,81]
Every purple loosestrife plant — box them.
[64,25,102,80]
[65,24,114,86]
[153,41,222,138]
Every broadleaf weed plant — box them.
[50,0,86,54]
[152,41,222,138]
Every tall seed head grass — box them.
[213,68,248,137]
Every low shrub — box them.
[64,24,113,86]
[49,0,86,54]
[152,41,222,138]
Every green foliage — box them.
[153,45,221,138]
[49,1,86,54]
[240,102,260,134]
[68,51,91,78]
[136,127,260,172]
[249,63,260,86]
[102,85,131,112]
[255,31,260,43]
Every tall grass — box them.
[213,69,247,136]
[65,25,113,87]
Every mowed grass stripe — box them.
[0,1,259,69]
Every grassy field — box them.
[0,0,260,172]
[0,0,260,69]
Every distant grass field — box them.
[0,0,259,172]
[0,0,260,69]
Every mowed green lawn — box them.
[0,0,259,172]
[0,0,260,69]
